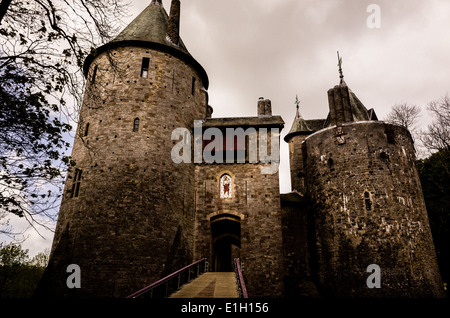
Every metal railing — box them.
[126,258,209,298]
[234,258,248,298]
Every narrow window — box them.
[70,169,82,198]
[84,123,90,137]
[91,65,98,83]
[364,191,372,211]
[191,76,196,95]
[141,57,150,78]
[385,125,395,144]
[133,118,140,132]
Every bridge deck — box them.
[169,272,238,298]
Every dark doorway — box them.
[210,214,241,272]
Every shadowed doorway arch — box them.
[210,213,241,272]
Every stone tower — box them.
[288,70,446,297]
[192,98,286,297]
[284,102,313,195]
[37,0,209,297]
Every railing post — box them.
[234,258,248,299]
[125,258,208,298]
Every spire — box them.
[337,51,345,84]
[151,0,162,5]
[295,95,302,119]
[326,54,370,127]
[166,0,181,46]
[284,95,311,141]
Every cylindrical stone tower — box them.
[284,104,313,195]
[37,0,209,297]
[303,80,445,297]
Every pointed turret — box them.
[284,96,312,142]
[326,53,370,127]
[83,0,208,89]
[284,96,314,194]
[112,0,186,52]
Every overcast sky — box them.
[5,0,450,256]
[156,0,450,191]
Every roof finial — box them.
[151,0,162,5]
[295,95,302,119]
[337,51,344,84]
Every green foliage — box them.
[417,147,450,291]
[0,243,49,298]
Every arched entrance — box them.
[210,214,241,272]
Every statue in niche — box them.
[220,174,232,199]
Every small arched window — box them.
[141,57,150,78]
[70,169,82,198]
[220,174,232,199]
[133,118,140,132]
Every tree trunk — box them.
[0,0,13,25]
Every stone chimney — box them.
[258,97,272,116]
[167,0,181,46]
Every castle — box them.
[36,0,445,298]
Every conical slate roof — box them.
[284,101,314,142]
[286,110,311,136]
[323,79,370,128]
[83,0,208,88]
[347,88,370,122]
[341,79,370,122]
[112,1,189,53]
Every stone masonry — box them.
[36,1,446,299]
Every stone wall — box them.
[302,121,446,297]
[39,45,208,297]
[193,122,286,298]
[280,193,319,297]
[287,135,308,194]
[194,164,284,297]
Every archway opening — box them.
[210,214,241,272]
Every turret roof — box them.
[83,0,209,89]
[112,1,189,53]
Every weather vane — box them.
[295,94,302,118]
[295,95,300,109]
[337,51,344,82]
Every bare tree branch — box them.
[0,0,129,238]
